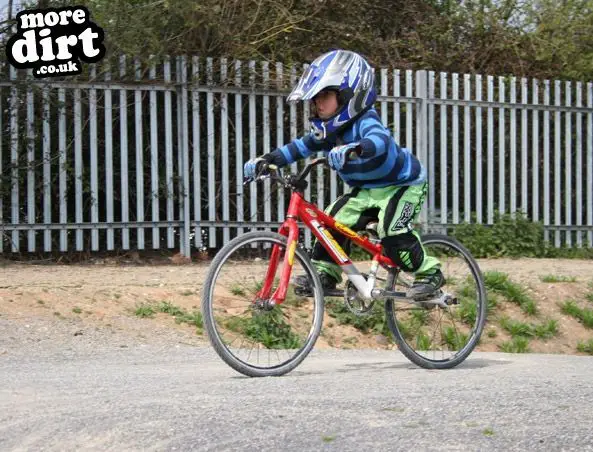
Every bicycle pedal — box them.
[410,289,442,302]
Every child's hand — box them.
[327,143,360,171]
[244,157,267,181]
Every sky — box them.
[0,0,24,21]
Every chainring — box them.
[343,275,376,316]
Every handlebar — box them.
[246,146,361,192]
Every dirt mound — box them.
[0,258,591,355]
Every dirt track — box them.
[0,257,592,353]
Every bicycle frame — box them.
[258,189,399,304]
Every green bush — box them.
[450,212,546,258]
[450,212,593,259]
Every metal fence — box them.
[0,56,592,256]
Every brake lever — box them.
[244,164,279,185]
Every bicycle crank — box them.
[415,292,458,309]
[344,279,375,315]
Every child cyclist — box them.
[243,49,443,300]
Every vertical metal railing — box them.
[0,56,592,256]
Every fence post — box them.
[178,56,191,258]
[415,70,429,230]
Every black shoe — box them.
[294,272,339,297]
[409,269,445,301]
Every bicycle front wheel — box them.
[385,234,487,369]
[201,231,324,377]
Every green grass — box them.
[133,301,204,330]
[483,271,509,291]
[482,428,495,437]
[223,316,248,334]
[483,271,537,315]
[457,296,477,326]
[499,317,532,337]
[396,319,414,341]
[577,339,593,355]
[520,299,538,315]
[222,306,302,349]
[499,336,530,353]
[455,278,498,327]
[157,301,185,316]
[72,307,82,314]
[230,285,246,296]
[487,328,497,338]
[532,319,559,339]
[135,304,156,318]
[585,293,593,303]
[322,435,336,443]
[560,301,593,328]
[134,301,203,332]
[175,311,204,329]
[245,307,302,349]
[443,327,469,349]
[499,317,559,339]
[415,331,433,350]
[325,297,390,337]
[540,275,577,283]
[411,309,429,325]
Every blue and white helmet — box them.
[287,50,377,140]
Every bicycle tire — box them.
[385,233,487,369]
[201,231,325,377]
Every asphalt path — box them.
[2,341,593,451]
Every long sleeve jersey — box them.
[262,107,426,188]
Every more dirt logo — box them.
[5,6,105,78]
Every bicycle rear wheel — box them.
[385,234,487,369]
[201,231,324,377]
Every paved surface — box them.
[2,337,593,452]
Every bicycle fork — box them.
[257,218,300,304]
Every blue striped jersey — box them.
[263,108,426,188]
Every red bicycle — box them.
[201,155,487,377]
